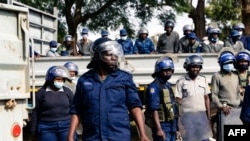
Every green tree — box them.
[205,0,241,40]
[205,0,250,38]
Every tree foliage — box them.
[205,0,241,40]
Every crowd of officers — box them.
[36,19,250,58]
[29,20,250,141]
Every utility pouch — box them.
[165,103,174,121]
[158,104,165,122]
[144,104,166,128]
[176,102,181,117]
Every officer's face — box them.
[188,65,201,77]
[184,30,192,35]
[188,38,196,45]
[140,33,147,39]
[101,51,118,69]
[165,27,173,34]
[159,69,173,81]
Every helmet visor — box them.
[98,41,124,62]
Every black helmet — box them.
[183,55,203,71]
[165,20,175,28]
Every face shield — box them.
[96,41,124,62]
[88,39,125,69]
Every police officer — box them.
[46,40,60,57]
[237,50,250,126]
[156,20,179,53]
[224,30,244,53]
[134,27,155,54]
[117,28,134,55]
[175,55,212,141]
[202,27,224,53]
[178,24,193,52]
[233,22,248,49]
[211,48,242,141]
[76,28,93,56]
[235,49,250,96]
[182,32,203,53]
[31,66,76,141]
[67,38,150,141]
[57,35,75,56]
[145,56,180,141]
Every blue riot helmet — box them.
[236,50,250,62]
[45,66,70,81]
[233,23,245,36]
[231,30,240,37]
[152,57,174,78]
[101,30,109,37]
[81,28,89,35]
[183,55,203,71]
[64,62,79,75]
[231,30,241,42]
[218,51,235,66]
[87,38,124,69]
[187,32,197,39]
[206,26,212,36]
[49,40,57,47]
[120,29,128,36]
[218,51,236,72]
[235,49,250,70]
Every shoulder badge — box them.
[150,88,155,94]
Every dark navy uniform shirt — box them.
[70,69,142,141]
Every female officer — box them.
[31,66,76,141]
[145,56,180,141]
[67,38,149,141]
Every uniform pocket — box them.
[106,84,126,103]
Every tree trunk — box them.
[64,0,80,56]
[189,0,206,39]
[242,0,250,36]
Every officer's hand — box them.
[140,134,151,141]
[221,106,231,115]
[156,129,166,141]
[176,131,182,141]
